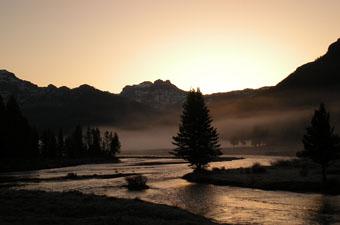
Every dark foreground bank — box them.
[0,189,224,225]
[184,159,340,195]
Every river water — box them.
[2,155,340,225]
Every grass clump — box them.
[125,175,149,191]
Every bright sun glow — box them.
[127,37,288,94]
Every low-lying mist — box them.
[101,108,336,155]
[98,92,340,156]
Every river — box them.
[2,155,340,225]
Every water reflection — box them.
[313,196,340,225]
[176,184,218,217]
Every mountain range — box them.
[1,38,340,144]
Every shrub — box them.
[125,175,149,191]
[251,163,267,174]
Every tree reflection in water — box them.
[313,196,340,225]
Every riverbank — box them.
[0,173,137,185]
[0,189,224,225]
[0,158,120,173]
[184,159,340,195]
[0,156,241,173]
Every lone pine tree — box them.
[298,103,340,182]
[172,89,221,170]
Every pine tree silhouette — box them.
[41,130,57,158]
[91,128,102,156]
[298,103,340,182]
[69,125,84,158]
[57,129,65,158]
[0,96,5,155]
[172,89,221,170]
[110,132,121,157]
[103,131,110,152]
[28,127,39,158]
[5,96,32,158]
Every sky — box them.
[0,0,339,94]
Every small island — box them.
[183,158,340,195]
[175,100,340,195]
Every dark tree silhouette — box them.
[85,127,103,157]
[298,103,340,182]
[0,96,5,154]
[41,130,57,158]
[68,125,85,158]
[91,128,102,156]
[229,136,239,148]
[85,127,92,154]
[5,96,34,158]
[110,132,121,157]
[28,127,39,158]
[172,89,221,170]
[103,131,110,152]
[0,95,4,113]
[250,126,269,148]
[57,129,65,158]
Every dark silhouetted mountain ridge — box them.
[276,38,340,90]
[0,70,156,129]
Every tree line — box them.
[228,127,269,148]
[227,125,305,148]
[0,95,120,160]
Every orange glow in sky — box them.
[0,0,339,94]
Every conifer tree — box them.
[172,89,221,170]
[5,96,31,158]
[41,130,57,158]
[0,96,5,155]
[103,131,111,152]
[298,103,340,182]
[69,125,84,158]
[91,128,102,156]
[28,127,39,158]
[64,137,73,158]
[109,132,121,157]
[57,129,65,158]
[5,96,21,157]
[84,127,92,153]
